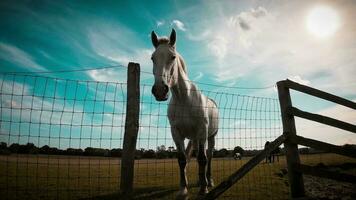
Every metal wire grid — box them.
[0,72,289,200]
[0,73,127,199]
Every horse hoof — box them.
[176,188,188,200]
[196,189,208,200]
[198,187,208,195]
[208,179,214,187]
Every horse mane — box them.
[177,54,187,74]
[157,37,170,45]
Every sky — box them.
[0,0,355,150]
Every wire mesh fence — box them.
[0,70,290,199]
[0,73,127,199]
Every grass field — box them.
[0,153,355,200]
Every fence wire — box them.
[0,73,127,200]
[1,71,289,200]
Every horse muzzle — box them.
[152,84,169,101]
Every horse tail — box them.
[209,98,218,108]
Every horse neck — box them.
[170,55,194,102]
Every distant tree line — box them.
[0,142,249,159]
[1,142,353,159]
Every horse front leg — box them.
[197,139,208,196]
[173,133,188,199]
[177,149,188,199]
[207,136,215,187]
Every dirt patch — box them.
[276,163,356,200]
[304,175,356,200]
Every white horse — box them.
[150,29,219,199]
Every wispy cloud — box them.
[207,6,272,61]
[87,22,153,81]
[156,20,165,27]
[87,68,127,83]
[288,76,310,85]
[171,20,186,31]
[0,42,45,71]
[228,6,268,31]
[186,30,211,41]
[193,71,204,81]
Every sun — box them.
[306,5,340,38]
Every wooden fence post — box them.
[277,80,305,198]
[120,62,140,199]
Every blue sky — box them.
[0,0,355,149]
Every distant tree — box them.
[110,148,122,157]
[167,146,176,158]
[40,145,50,154]
[65,148,83,156]
[24,143,39,154]
[156,145,168,159]
[134,149,144,159]
[0,142,10,155]
[84,147,109,157]
[0,142,7,149]
[233,146,245,156]
[244,149,262,157]
[157,145,166,152]
[214,148,229,158]
[9,143,20,153]
[343,144,356,151]
[142,149,155,158]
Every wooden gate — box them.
[205,79,356,199]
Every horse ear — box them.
[151,31,159,48]
[169,29,176,47]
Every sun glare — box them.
[307,5,340,38]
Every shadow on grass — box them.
[88,186,177,200]
[88,184,203,200]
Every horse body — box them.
[168,60,218,140]
[150,29,218,199]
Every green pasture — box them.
[0,153,355,200]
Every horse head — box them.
[150,29,178,101]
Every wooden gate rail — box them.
[292,135,356,159]
[288,107,356,133]
[204,135,286,200]
[282,79,356,109]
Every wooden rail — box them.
[120,62,140,199]
[293,135,356,159]
[281,79,356,109]
[289,107,356,133]
[204,135,286,200]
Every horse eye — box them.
[172,55,176,60]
